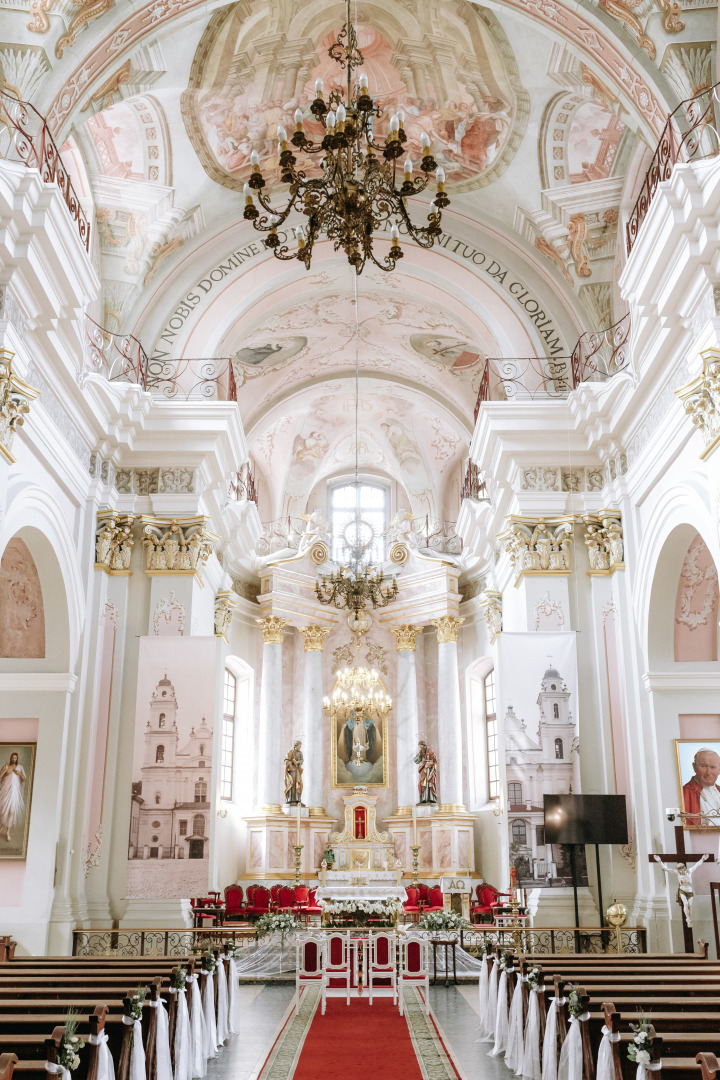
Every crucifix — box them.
[649,824,715,952]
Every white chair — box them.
[367,931,397,1005]
[398,936,429,1016]
[322,931,351,1012]
[296,933,325,1003]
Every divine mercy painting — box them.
[0,743,36,860]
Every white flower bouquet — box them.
[416,910,470,933]
[255,912,299,943]
[57,1010,83,1072]
[323,898,403,926]
[628,1015,656,1065]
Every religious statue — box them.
[284,740,303,804]
[297,508,329,555]
[414,738,438,805]
[653,852,709,927]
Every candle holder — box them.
[411,844,420,885]
[294,844,303,886]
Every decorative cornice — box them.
[500,516,574,582]
[430,616,464,644]
[298,624,331,652]
[676,349,720,459]
[214,590,238,641]
[0,349,39,464]
[389,625,424,651]
[479,591,502,642]
[257,616,290,644]
[0,673,78,692]
[95,511,135,575]
[643,671,720,691]
[582,510,625,575]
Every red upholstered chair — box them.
[399,937,429,1015]
[417,884,429,905]
[367,931,397,1005]
[223,885,245,922]
[423,886,444,912]
[245,885,271,919]
[471,883,499,924]
[246,885,256,905]
[276,886,295,913]
[490,890,513,923]
[403,886,421,923]
[304,888,322,924]
[296,934,325,1000]
[270,884,282,909]
[292,885,310,920]
[194,896,221,927]
[322,931,351,1012]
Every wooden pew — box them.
[697,1053,719,1080]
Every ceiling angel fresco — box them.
[181,1,528,193]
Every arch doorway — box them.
[189,838,204,859]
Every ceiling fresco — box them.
[2,0,715,521]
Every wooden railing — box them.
[0,88,90,251]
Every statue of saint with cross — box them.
[649,824,715,950]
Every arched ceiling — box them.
[2,0,714,518]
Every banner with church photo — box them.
[497,632,588,888]
[126,636,218,900]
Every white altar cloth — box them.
[316,869,407,906]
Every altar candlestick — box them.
[412,806,418,845]
[296,802,301,843]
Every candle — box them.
[412,805,417,845]
[296,802,301,844]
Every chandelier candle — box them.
[242,0,450,273]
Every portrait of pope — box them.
[678,741,720,827]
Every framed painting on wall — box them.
[675,739,720,828]
[0,742,36,860]
[331,708,388,788]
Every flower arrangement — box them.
[171,965,187,991]
[527,966,542,990]
[566,985,585,1020]
[200,949,216,974]
[324,898,403,927]
[223,940,237,956]
[323,847,336,867]
[416,910,470,933]
[57,1010,83,1072]
[255,912,299,943]
[628,1015,657,1066]
[129,986,147,1020]
[498,950,514,970]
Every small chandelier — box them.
[242,0,450,274]
[315,562,398,617]
[323,663,392,722]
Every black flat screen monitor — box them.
[543,794,628,846]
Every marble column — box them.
[298,624,330,811]
[256,616,290,810]
[390,625,423,810]
[431,616,465,810]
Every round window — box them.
[162,691,167,697]
[151,835,159,843]
[551,683,556,690]
[152,820,161,828]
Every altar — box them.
[316,788,408,913]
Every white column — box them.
[298,624,330,810]
[390,625,423,809]
[431,617,465,809]
[256,616,289,809]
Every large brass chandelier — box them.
[323,661,392,724]
[242,0,450,274]
[315,562,398,618]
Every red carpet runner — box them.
[292,998,423,1080]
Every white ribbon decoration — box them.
[201,972,217,1060]
[45,1061,70,1080]
[228,957,239,1035]
[148,999,173,1080]
[596,1025,622,1080]
[483,959,500,1042]
[122,1015,146,1080]
[541,997,564,1080]
[478,956,490,1034]
[168,989,192,1080]
[88,1031,115,1080]
[637,1060,663,1080]
[188,974,207,1079]
[216,958,229,1046]
[557,1013,589,1080]
[506,977,526,1074]
[521,986,545,1080]
[490,970,509,1057]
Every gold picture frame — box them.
[675,738,720,829]
[331,704,389,789]
[0,742,36,860]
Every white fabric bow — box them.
[88,1031,115,1080]
[148,999,173,1080]
[478,956,490,1035]
[557,1013,589,1080]
[189,973,207,1078]
[216,957,229,1046]
[490,970,509,1057]
[541,997,565,1080]
[168,989,192,1080]
[122,1014,146,1080]
[637,1060,663,1080]
[505,978,526,1074]
[227,956,239,1035]
[45,1061,70,1080]
[521,987,544,1080]
[483,958,500,1042]
[596,1025,622,1080]
[201,971,218,1060]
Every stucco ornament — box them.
[582,511,624,574]
[479,591,502,641]
[0,350,39,464]
[214,590,237,640]
[141,517,217,578]
[152,591,185,634]
[676,349,720,459]
[95,512,136,573]
[500,517,574,580]
[676,537,719,630]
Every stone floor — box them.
[213,981,512,1080]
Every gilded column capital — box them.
[499,515,574,582]
[257,616,290,644]
[582,510,624,575]
[95,511,136,575]
[389,624,423,651]
[140,516,218,582]
[214,590,238,641]
[298,624,331,652]
[430,616,464,644]
[479,591,502,642]
[0,350,39,464]
[676,348,720,458]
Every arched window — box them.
[194,780,207,802]
[484,670,499,800]
[512,820,527,844]
[199,743,205,756]
[192,814,205,836]
[156,745,164,763]
[158,713,165,727]
[221,668,237,800]
[553,703,559,719]
[508,782,522,805]
[329,481,388,564]
[554,738,564,759]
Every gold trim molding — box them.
[141,516,218,582]
[214,590,238,641]
[257,616,290,644]
[389,624,423,651]
[500,516,574,583]
[298,624,331,651]
[431,616,464,644]
[479,590,502,642]
[95,511,135,575]
[582,510,624,575]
